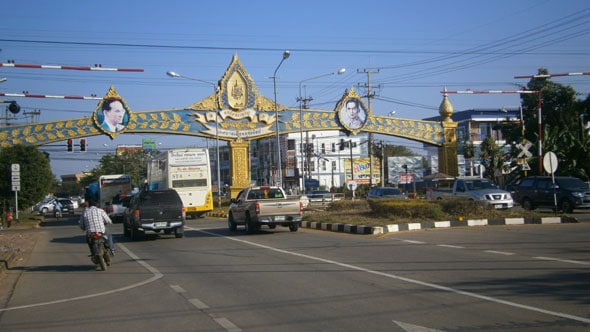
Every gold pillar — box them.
[228,139,250,198]
[438,93,458,176]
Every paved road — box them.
[1,214,588,331]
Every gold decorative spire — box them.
[439,88,454,122]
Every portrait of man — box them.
[340,98,367,130]
[100,99,128,132]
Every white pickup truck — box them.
[430,177,514,209]
[228,186,303,233]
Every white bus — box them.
[147,148,213,218]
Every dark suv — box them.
[515,176,590,213]
[122,189,185,241]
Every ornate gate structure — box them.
[0,55,458,197]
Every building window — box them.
[287,139,295,151]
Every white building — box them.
[249,131,368,193]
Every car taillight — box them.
[255,202,260,215]
[299,201,303,214]
[133,209,139,221]
[181,207,186,219]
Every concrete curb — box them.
[206,211,579,235]
[300,216,578,235]
[207,211,228,219]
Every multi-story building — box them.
[423,107,521,176]
[248,131,368,193]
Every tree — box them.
[512,68,590,180]
[0,144,54,209]
[479,137,503,182]
[88,149,151,188]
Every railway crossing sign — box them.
[516,140,533,158]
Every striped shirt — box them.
[80,206,112,234]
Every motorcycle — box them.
[89,232,112,271]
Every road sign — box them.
[516,141,533,158]
[347,181,358,191]
[11,163,20,191]
[543,151,558,174]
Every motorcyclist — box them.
[78,200,114,259]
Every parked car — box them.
[306,190,331,200]
[366,187,407,199]
[57,198,75,215]
[515,176,590,213]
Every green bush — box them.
[366,199,445,220]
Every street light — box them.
[297,68,346,192]
[272,50,290,188]
[166,71,222,209]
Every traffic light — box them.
[67,139,73,152]
[339,139,345,151]
[80,139,86,152]
[7,101,20,114]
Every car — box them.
[306,190,331,200]
[57,198,75,215]
[515,176,590,213]
[366,187,407,199]
[122,189,185,241]
[106,193,131,223]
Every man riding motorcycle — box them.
[79,201,115,264]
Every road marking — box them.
[170,284,186,293]
[190,227,590,325]
[393,320,445,331]
[533,256,590,266]
[436,244,465,249]
[0,243,162,312]
[189,298,210,310]
[403,240,427,244]
[485,250,515,256]
[214,317,242,332]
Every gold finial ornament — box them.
[439,90,454,122]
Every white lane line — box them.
[484,250,515,256]
[170,285,186,293]
[189,298,210,310]
[436,244,465,249]
[214,317,242,332]
[533,256,590,266]
[0,243,162,312]
[403,240,427,244]
[191,227,590,325]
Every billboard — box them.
[343,157,381,185]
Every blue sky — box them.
[1,0,588,177]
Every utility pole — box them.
[296,95,313,185]
[357,69,379,187]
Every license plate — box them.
[155,222,167,227]
[275,215,285,221]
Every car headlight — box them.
[571,192,584,198]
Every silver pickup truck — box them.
[228,186,303,233]
[430,177,513,209]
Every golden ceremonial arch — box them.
[0,55,458,197]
